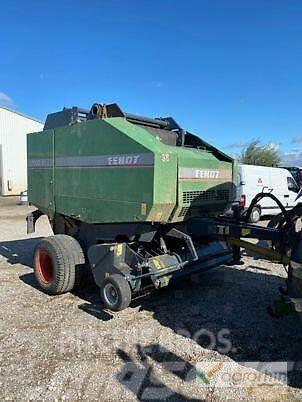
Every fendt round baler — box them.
[27,103,235,310]
[27,103,302,315]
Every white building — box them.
[0,106,43,196]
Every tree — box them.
[239,140,281,167]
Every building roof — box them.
[0,105,44,124]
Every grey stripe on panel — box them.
[179,168,232,181]
[28,153,154,169]
[27,158,53,168]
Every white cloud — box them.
[269,142,280,150]
[292,136,302,144]
[0,91,14,106]
[227,141,280,150]
[227,140,250,149]
[282,149,302,166]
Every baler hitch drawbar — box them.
[188,192,302,317]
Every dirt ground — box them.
[1,197,302,401]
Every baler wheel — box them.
[101,274,131,311]
[33,235,85,295]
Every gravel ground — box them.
[1,197,302,401]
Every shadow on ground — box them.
[1,237,302,389]
[115,344,198,401]
[0,237,42,267]
[62,264,302,389]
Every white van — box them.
[236,164,300,222]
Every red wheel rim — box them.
[37,249,54,284]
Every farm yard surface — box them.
[0,197,302,401]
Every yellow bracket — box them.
[227,237,290,265]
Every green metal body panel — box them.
[27,130,55,215]
[27,117,235,224]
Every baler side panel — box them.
[171,148,234,221]
[104,118,180,223]
[53,119,155,223]
[106,117,165,152]
[147,150,177,222]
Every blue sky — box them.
[1,0,302,164]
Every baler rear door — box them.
[27,129,55,216]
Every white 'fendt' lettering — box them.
[195,170,220,179]
[108,155,140,166]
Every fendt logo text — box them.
[107,155,140,165]
[195,170,220,179]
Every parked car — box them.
[235,164,300,222]
[281,166,302,189]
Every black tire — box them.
[100,274,132,311]
[249,206,261,223]
[33,234,85,295]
